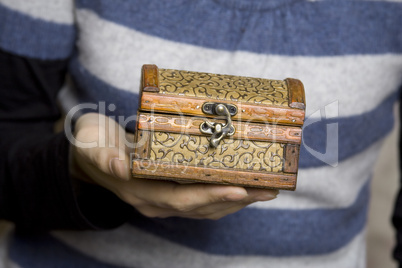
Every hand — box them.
[71,113,279,220]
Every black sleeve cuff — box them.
[10,132,132,232]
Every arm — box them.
[0,48,279,231]
[0,48,132,231]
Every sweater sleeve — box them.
[0,48,132,232]
[392,88,402,266]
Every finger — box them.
[74,116,131,181]
[181,190,278,218]
[135,201,253,220]
[74,139,131,182]
[109,155,131,181]
[245,188,280,202]
[131,180,249,212]
[132,185,279,219]
[133,205,175,218]
[85,146,130,181]
[202,203,254,220]
[187,200,253,217]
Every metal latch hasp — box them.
[199,102,237,148]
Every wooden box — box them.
[131,65,305,190]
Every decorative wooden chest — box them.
[131,65,305,190]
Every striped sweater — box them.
[0,0,402,267]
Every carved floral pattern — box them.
[150,132,284,172]
[158,69,289,106]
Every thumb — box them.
[109,155,131,181]
[80,145,131,181]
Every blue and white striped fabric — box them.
[1,0,402,267]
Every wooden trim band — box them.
[283,144,300,173]
[137,113,302,144]
[286,78,306,110]
[140,92,305,126]
[142,64,159,92]
[132,160,297,190]
[133,130,151,159]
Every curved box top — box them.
[139,64,305,126]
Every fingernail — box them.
[254,192,279,202]
[109,157,129,181]
[224,191,248,201]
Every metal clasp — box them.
[200,102,237,148]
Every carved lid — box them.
[139,64,305,126]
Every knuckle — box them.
[166,200,192,213]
